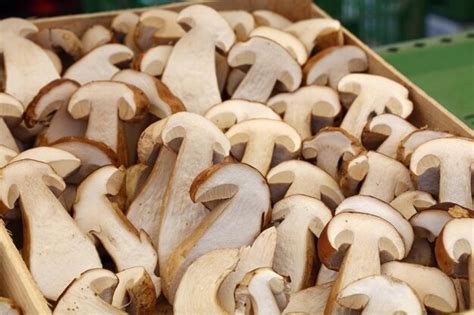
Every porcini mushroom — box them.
[0,159,101,300]
[205,100,281,131]
[390,190,436,220]
[252,10,291,29]
[163,162,271,301]
[228,37,302,103]
[283,283,332,315]
[0,93,23,151]
[64,44,134,84]
[266,160,344,208]
[302,127,363,179]
[225,119,301,176]
[0,145,17,167]
[74,166,159,293]
[272,195,333,292]
[398,128,453,165]
[162,5,235,114]
[112,12,139,36]
[174,249,239,315]
[53,269,125,314]
[338,74,413,139]
[81,25,113,53]
[382,261,457,313]
[284,18,342,53]
[267,86,341,139]
[134,45,173,77]
[220,10,255,41]
[31,28,83,59]
[410,137,474,209]
[136,9,185,49]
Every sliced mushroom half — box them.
[398,128,453,165]
[252,10,292,29]
[135,45,173,77]
[81,25,113,53]
[220,10,255,41]
[0,93,23,151]
[284,18,342,53]
[390,190,436,220]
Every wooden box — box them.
[2,0,472,314]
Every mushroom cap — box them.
[220,10,255,41]
[252,10,292,29]
[136,45,173,77]
[398,129,453,165]
[140,9,185,41]
[33,28,83,59]
[410,209,453,242]
[337,275,425,315]
[0,17,38,37]
[0,93,23,119]
[336,195,414,253]
[111,12,139,34]
[81,25,113,53]
[389,190,436,220]
[284,18,342,53]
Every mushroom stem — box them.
[233,62,278,103]
[440,162,472,209]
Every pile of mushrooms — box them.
[0,4,473,315]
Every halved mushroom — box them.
[382,261,457,313]
[135,113,230,279]
[225,119,301,176]
[134,45,173,77]
[302,127,363,179]
[337,275,425,315]
[249,26,308,65]
[436,218,474,308]
[68,81,148,165]
[53,269,125,314]
[0,17,38,37]
[338,74,413,139]
[272,195,332,292]
[174,249,239,314]
[340,151,414,202]
[220,10,255,41]
[318,212,405,314]
[111,12,139,36]
[390,190,436,220]
[0,93,23,151]
[410,137,474,209]
[111,267,157,314]
[267,160,344,208]
[268,86,341,139]
[362,113,417,159]
[398,128,453,165]
[31,28,83,59]
[64,44,134,84]
[162,5,235,114]
[252,10,292,29]
[284,18,342,53]
[24,79,85,145]
[136,9,185,49]
[74,166,159,292]
[0,159,101,301]
[205,100,281,131]
[282,283,332,315]
[219,227,277,313]
[0,297,21,315]
[163,162,271,301]
[228,37,302,103]
[81,25,113,53]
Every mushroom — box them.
[410,137,474,209]
[163,162,271,301]
[336,195,414,252]
[220,10,255,41]
[31,28,83,59]
[398,128,453,165]
[53,269,125,314]
[436,218,474,308]
[249,26,308,65]
[111,12,139,36]
[303,45,369,90]
[219,227,277,313]
[340,151,414,202]
[382,261,457,313]
[136,9,185,49]
[0,93,22,151]
[68,81,148,165]
[0,159,101,301]
[402,236,435,266]
[284,18,342,53]
[112,69,185,119]
[362,113,417,159]
[228,37,302,103]
[205,99,281,131]
[162,5,235,114]
[43,48,63,74]
[0,145,17,167]
[81,25,113,53]
[225,67,247,97]
[389,190,436,220]
[272,195,333,292]
[411,209,453,243]
[225,119,301,176]
[282,283,332,315]
[24,79,85,145]
[74,165,160,292]
[215,51,230,94]
[266,160,344,208]
[252,10,292,29]
[135,113,230,276]
[0,17,38,37]
[111,267,157,314]
[124,163,150,206]
[302,127,364,179]
[64,44,134,85]
[337,275,425,315]
[267,86,341,139]
[338,74,413,139]
[318,212,405,314]
[317,265,338,285]
[134,45,173,77]
[174,249,239,314]
[0,297,21,315]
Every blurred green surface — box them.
[377,30,474,128]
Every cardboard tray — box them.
[2,0,472,314]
